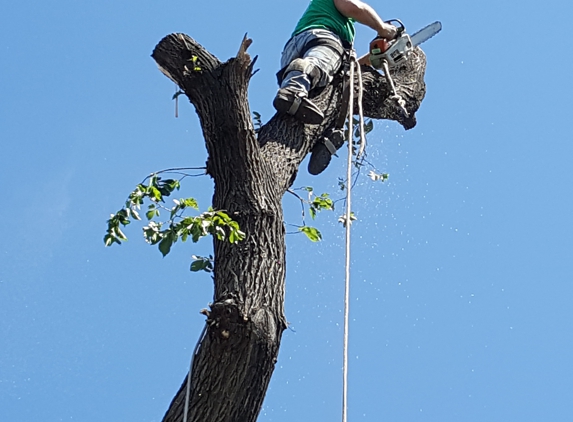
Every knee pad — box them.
[284,58,323,90]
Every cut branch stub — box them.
[152,33,221,91]
[359,48,427,129]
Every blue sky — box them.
[1,0,572,421]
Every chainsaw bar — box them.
[410,21,442,47]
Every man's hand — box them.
[378,22,397,40]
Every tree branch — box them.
[359,48,427,129]
[152,33,273,212]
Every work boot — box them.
[308,128,346,175]
[273,88,324,125]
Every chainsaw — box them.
[370,20,442,69]
[369,20,442,116]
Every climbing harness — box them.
[307,48,354,176]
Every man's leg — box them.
[274,30,344,124]
[273,56,324,124]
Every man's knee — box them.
[305,49,342,86]
[282,58,323,89]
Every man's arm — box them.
[333,0,396,39]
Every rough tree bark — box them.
[151,32,427,422]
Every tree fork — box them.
[151,33,428,422]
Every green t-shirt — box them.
[292,0,356,44]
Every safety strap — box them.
[288,95,302,115]
[302,36,349,57]
[336,65,350,129]
[334,61,352,129]
[311,55,352,158]
[320,137,336,155]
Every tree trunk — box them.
[151,33,427,422]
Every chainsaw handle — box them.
[385,19,405,38]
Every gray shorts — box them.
[280,29,347,88]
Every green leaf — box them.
[299,226,322,242]
[158,234,174,257]
[229,228,245,244]
[190,255,213,273]
[190,56,202,71]
[183,198,199,210]
[215,211,232,223]
[170,203,182,219]
[104,235,114,247]
[190,259,207,272]
[214,226,226,240]
[131,209,141,221]
[149,186,162,202]
[312,194,334,211]
[308,193,334,220]
[115,227,128,241]
[364,119,374,134]
[227,220,240,231]
[309,206,317,220]
[158,179,180,197]
[190,223,204,243]
[143,221,162,245]
[116,209,130,225]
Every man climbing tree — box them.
[274,0,399,174]
[107,0,432,419]
[275,0,397,123]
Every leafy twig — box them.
[104,173,245,272]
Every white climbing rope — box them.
[342,54,366,422]
[355,61,367,161]
[342,57,354,422]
